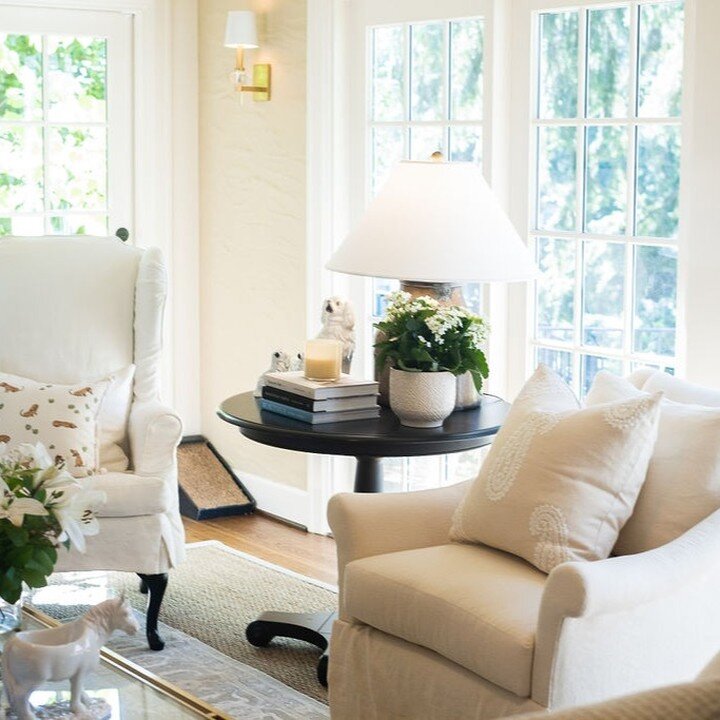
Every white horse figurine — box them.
[2,596,139,720]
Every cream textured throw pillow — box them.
[587,370,720,554]
[450,365,662,573]
[0,371,111,477]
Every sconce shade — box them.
[224,11,259,48]
[326,161,537,283]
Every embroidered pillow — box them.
[450,365,662,573]
[587,370,720,554]
[0,371,111,477]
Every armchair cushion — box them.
[343,542,546,697]
[82,472,171,517]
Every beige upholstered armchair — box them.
[0,236,185,650]
[328,371,720,719]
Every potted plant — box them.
[0,442,105,631]
[375,292,490,427]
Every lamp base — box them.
[376,281,480,410]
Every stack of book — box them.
[260,371,380,424]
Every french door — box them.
[334,0,494,495]
[0,6,133,238]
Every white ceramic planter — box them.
[389,368,456,428]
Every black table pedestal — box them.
[246,610,337,685]
[354,456,383,492]
[245,455,382,688]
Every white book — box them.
[264,371,379,400]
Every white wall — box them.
[198,0,309,492]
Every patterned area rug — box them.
[30,542,337,711]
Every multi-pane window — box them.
[368,18,485,320]
[365,18,487,492]
[531,1,683,395]
[0,33,109,236]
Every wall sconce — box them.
[225,11,271,102]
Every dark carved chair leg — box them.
[136,573,168,651]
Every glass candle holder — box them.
[305,339,342,382]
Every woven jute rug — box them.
[37,542,337,705]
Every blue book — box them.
[259,398,380,425]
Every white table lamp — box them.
[327,159,536,302]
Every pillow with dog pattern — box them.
[0,371,111,477]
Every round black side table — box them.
[217,392,510,685]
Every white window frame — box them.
[0,6,133,236]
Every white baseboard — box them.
[233,469,311,529]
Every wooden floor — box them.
[183,512,338,585]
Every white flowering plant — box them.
[0,442,105,605]
[375,291,490,391]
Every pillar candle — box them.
[305,339,342,381]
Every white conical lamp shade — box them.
[327,161,537,283]
[224,11,259,48]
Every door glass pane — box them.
[537,11,578,119]
[536,237,575,343]
[372,126,404,196]
[450,18,483,121]
[47,36,106,123]
[0,34,42,121]
[0,125,43,212]
[382,457,406,494]
[49,213,107,235]
[408,456,444,491]
[0,31,110,235]
[536,125,577,231]
[582,355,623,395]
[448,125,481,164]
[536,347,574,387]
[638,1,684,118]
[461,282,482,315]
[372,26,404,122]
[582,240,625,349]
[372,277,398,318]
[410,22,444,121]
[586,7,630,119]
[47,126,106,211]
[584,125,627,235]
[409,125,444,160]
[633,244,677,356]
[635,124,681,238]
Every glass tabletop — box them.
[0,607,229,720]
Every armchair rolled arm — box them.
[533,507,720,709]
[328,481,469,591]
[129,400,182,479]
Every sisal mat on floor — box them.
[40,541,337,704]
[178,439,255,520]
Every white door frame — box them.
[306,0,512,533]
[0,0,201,432]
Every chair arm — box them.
[533,507,720,709]
[128,400,182,479]
[328,480,469,591]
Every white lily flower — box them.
[0,496,49,527]
[54,488,106,553]
[34,463,78,492]
[14,442,54,470]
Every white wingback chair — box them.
[0,235,185,650]
[328,370,720,719]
